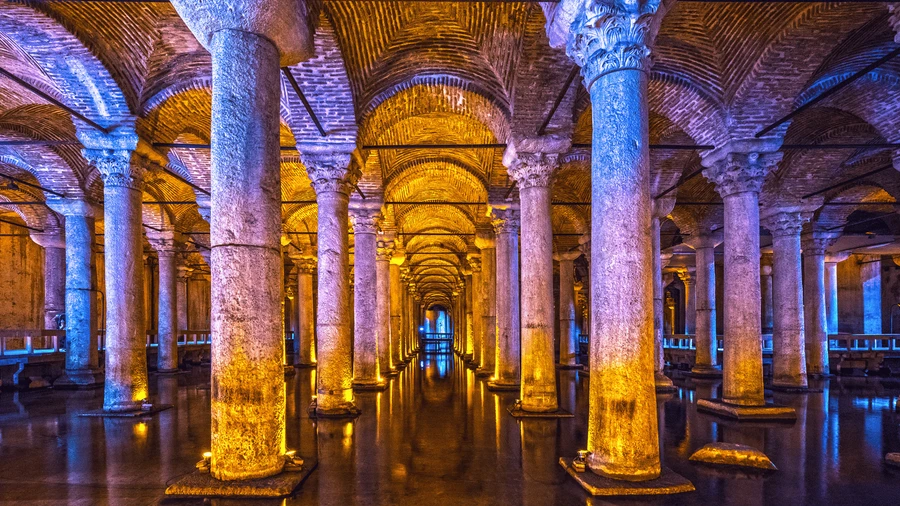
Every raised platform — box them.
[507,405,573,418]
[697,398,796,422]
[559,459,695,496]
[166,456,317,498]
[79,404,173,418]
[308,402,361,419]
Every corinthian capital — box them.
[349,200,382,234]
[490,203,520,235]
[889,4,900,43]
[760,211,807,238]
[701,139,783,198]
[84,150,146,190]
[566,0,661,89]
[376,239,395,262]
[301,145,360,196]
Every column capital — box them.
[146,228,181,255]
[652,197,676,218]
[467,253,482,273]
[78,126,150,190]
[683,231,722,250]
[47,198,100,218]
[349,200,382,234]
[825,251,850,264]
[760,210,808,238]
[502,136,569,189]
[566,0,662,89]
[30,228,66,249]
[292,256,316,274]
[474,226,495,250]
[490,203,520,235]
[679,268,695,286]
[301,145,361,196]
[701,138,783,198]
[801,231,840,256]
[889,4,900,42]
[376,239,394,262]
[578,234,591,263]
[391,246,406,266]
[554,249,581,263]
[177,264,194,281]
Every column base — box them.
[352,379,388,392]
[54,369,105,389]
[689,365,723,378]
[559,459,694,496]
[689,442,777,471]
[308,401,361,419]
[557,363,584,370]
[507,404,573,419]
[696,398,796,422]
[155,368,184,375]
[487,380,520,392]
[384,368,400,377]
[166,456,317,498]
[655,372,677,393]
[394,361,408,370]
[474,367,493,378]
[294,362,317,369]
[79,404,173,418]
[283,365,296,377]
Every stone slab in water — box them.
[559,458,695,496]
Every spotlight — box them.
[573,450,591,472]
[196,451,212,472]
[284,450,304,470]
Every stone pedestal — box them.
[303,147,360,418]
[761,209,809,391]
[555,250,581,368]
[80,132,149,413]
[148,229,180,374]
[46,199,103,388]
[505,144,563,414]
[475,227,496,377]
[350,202,385,391]
[489,205,521,390]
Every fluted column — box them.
[681,269,696,335]
[760,254,774,333]
[81,137,148,413]
[475,227,496,377]
[702,139,783,407]
[376,239,395,376]
[147,229,180,373]
[466,252,482,369]
[686,234,721,377]
[350,202,384,390]
[555,250,580,368]
[761,209,809,391]
[489,205,520,389]
[505,145,563,413]
[566,1,662,477]
[652,199,676,392]
[47,199,102,387]
[30,229,66,329]
[802,233,837,377]
[860,255,883,334]
[293,254,317,366]
[304,149,360,417]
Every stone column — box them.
[565,2,661,477]
[761,209,809,391]
[285,265,299,354]
[30,229,66,329]
[802,233,837,377]
[294,254,317,366]
[303,148,361,417]
[466,252,482,369]
[652,199,676,392]
[687,234,721,376]
[760,253,774,333]
[80,134,148,413]
[176,264,191,333]
[505,144,563,413]
[350,202,384,390]
[462,268,474,359]
[824,253,847,334]
[555,250,580,368]
[860,255,882,334]
[475,227,496,377]
[377,239,395,376]
[147,229,180,373]
[681,269,696,335]
[701,138,783,408]
[390,259,405,369]
[47,199,102,387]
[490,205,520,389]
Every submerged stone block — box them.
[166,456,317,498]
[689,442,777,471]
[559,458,695,496]
[697,398,797,422]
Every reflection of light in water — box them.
[437,356,448,377]
[133,422,148,440]
[343,422,354,450]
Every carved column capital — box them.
[505,152,560,189]
[84,149,146,190]
[566,0,662,89]
[801,231,840,256]
[376,239,395,262]
[490,204,520,235]
[702,140,783,198]
[349,204,381,234]
[467,254,482,273]
[474,226,495,250]
[761,211,807,238]
[146,228,181,255]
[30,228,66,249]
[302,149,360,196]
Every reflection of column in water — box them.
[104,418,146,491]
[520,419,561,506]
[299,369,317,457]
[690,379,720,449]
[560,371,577,414]
[354,392,378,497]
[770,392,808,500]
[157,375,179,482]
[65,407,102,503]
[722,425,765,506]
[805,382,828,499]
[317,419,356,501]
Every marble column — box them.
[687,234,721,376]
[505,144,562,413]
[293,254,317,366]
[762,210,808,391]
[652,199,676,392]
[555,250,580,368]
[702,139,783,407]
[760,253,774,333]
[80,135,148,413]
[303,148,361,417]
[147,229,180,373]
[566,1,661,477]
[377,239,395,376]
[466,252,483,369]
[824,253,846,334]
[682,269,696,335]
[47,199,102,387]
[30,229,66,329]
[802,233,837,377]
[390,258,405,369]
[860,255,882,334]
[475,227,496,377]
[350,202,384,390]
[176,264,191,333]
[490,205,520,389]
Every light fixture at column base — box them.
[697,398,796,422]
[53,370,105,390]
[165,455,317,498]
[559,458,695,496]
[79,404,173,418]
[507,405,573,418]
[352,380,388,392]
[487,381,519,391]
[689,366,723,379]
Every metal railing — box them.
[422,332,453,353]
[660,333,900,353]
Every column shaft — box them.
[376,243,393,376]
[156,251,179,373]
[768,219,808,390]
[492,208,520,386]
[351,208,380,387]
[692,245,719,374]
[860,257,882,334]
[803,250,828,376]
[825,262,839,334]
[390,266,403,367]
[465,273,474,359]
[477,239,496,376]
[468,256,483,368]
[557,256,578,366]
[296,260,316,365]
[42,245,66,329]
[683,273,696,335]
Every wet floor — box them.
[1,354,898,505]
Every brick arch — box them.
[282,202,318,249]
[814,184,896,230]
[385,159,487,205]
[649,76,729,146]
[0,3,132,121]
[0,191,60,231]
